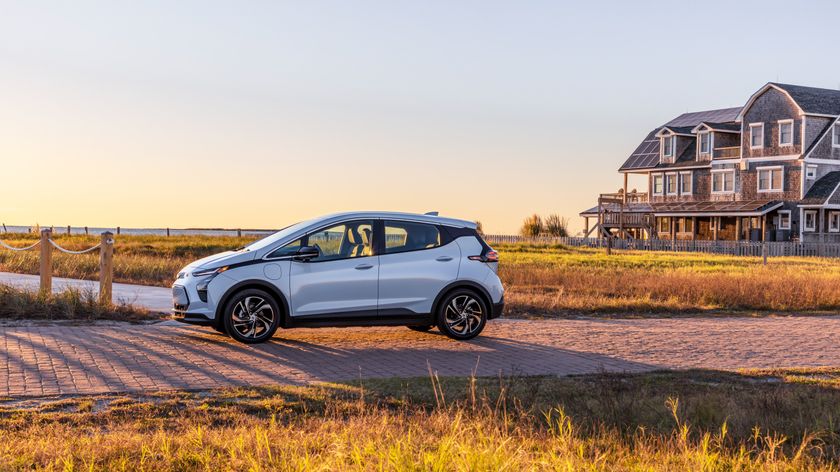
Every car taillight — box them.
[469,250,498,263]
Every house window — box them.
[749,123,764,149]
[804,210,817,232]
[659,217,670,233]
[806,165,818,180]
[712,170,735,193]
[699,132,711,154]
[831,212,840,233]
[652,174,664,195]
[679,171,692,195]
[683,217,694,233]
[778,120,793,146]
[778,210,791,230]
[665,173,677,195]
[662,136,674,157]
[833,124,840,148]
[757,166,783,192]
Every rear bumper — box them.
[490,296,504,319]
[172,311,215,326]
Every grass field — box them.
[2,369,839,469]
[0,284,157,323]
[2,233,840,316]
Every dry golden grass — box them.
[0,284,158,322]
[1,233,839,316]
[1,370,839,470]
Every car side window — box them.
[307,220,373,262]
[384,221,441,254]
[266,238,302,259]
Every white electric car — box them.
[172,211,504,344]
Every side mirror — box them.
[293,245,320,261]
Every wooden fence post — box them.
[99,232,114,305]
[66,225,71,235]
[237,228,242,238]
[39,229,52,295]
[605,236,612,256]
[116,226,121,235]
[762,242,767,266]
[166,227,170,237]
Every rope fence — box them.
[0,229,115,304]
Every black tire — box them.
[407,325,434,332]
[436,289,488,340]
[223,289,280,344]
[211,323,227,335]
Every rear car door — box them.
[377,220,460,316]
[289,220,378,318]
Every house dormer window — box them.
[699,132,711,155]
[662,135,674,158]
[778,120,793,146]
[749,123,764,149]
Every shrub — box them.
[543,214,569,237]
[520,214,543,237]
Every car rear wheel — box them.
[436,289,487,340]
[223,289,280,344]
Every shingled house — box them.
[581,83,840,242]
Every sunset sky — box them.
[3,1,840,234]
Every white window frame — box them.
[778,210,791,230]
[778,119,794,146]
[833,123,840,149]
[806,165,818,180]
[652,173,664,196]
[830,211,840,233]
[711,169,735,194]
[662,135,675,158]
[698,131,711,155]
[665,172,678,196]
[757,165,784,193]
[749,122,764,150]
[804,210,817,232]
[679,171,692,195]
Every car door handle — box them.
[355,263,374,270]
[435,256,453,262]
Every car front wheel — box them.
[436,289,487,340]
[223,289,280,344]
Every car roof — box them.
[307,211,477,229]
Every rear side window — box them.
[384,221,441,254]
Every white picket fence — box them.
[483,234,840,259]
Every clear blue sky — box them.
[2,0,840,233]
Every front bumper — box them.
[172,311,215,326]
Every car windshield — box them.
[241,219,314,252]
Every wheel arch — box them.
[431,280,493,321]
[214,280,291,329]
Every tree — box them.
[474,220,484,236]
[520,214,543,237]
[543,214,569,237]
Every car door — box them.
[377,220,460,316]
[289,220,378,318]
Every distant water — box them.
[0,225,276,237]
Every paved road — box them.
[0,272,171,313]
[2,316,839,397]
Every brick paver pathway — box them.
[1,316,839,397]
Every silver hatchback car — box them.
[173,211,504,343]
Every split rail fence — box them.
[0,229,114,303]
[484,235,840,259]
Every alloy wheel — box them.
[443,294,483,336]
[230,296,275,340]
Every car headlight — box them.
[192,266,229,277]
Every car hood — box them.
[183,250,256,273]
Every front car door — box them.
[289,219,378,318]
[377,220,460,316]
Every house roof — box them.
[692,122,741,133]
[651,200,782,216]
[800,171,840,206]
[619,107,741,171]
[580,200,781,216]
[771,83,840,116]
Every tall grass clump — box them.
[0,284,157,322]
